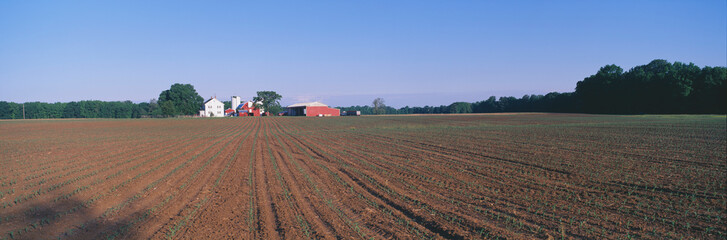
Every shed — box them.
[287,102,340,117]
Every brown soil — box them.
[0,114,724,239]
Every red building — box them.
[287,102,340,117]
[236,101,264,116]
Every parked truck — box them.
[341,111,361,116]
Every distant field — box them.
[0,114,725,239]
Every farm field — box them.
[0,113,725,239]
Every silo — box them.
[231,96,241,113]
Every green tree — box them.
[149,99,162,117]
[161,101,178,116]
[79,101,100,118]
[113,101,134,118]
[473,96,498,113]
[63,102,81,118]
[448,102,472,113]
[575,64,623,113]
[692,66,727,113]
[158,83,203,117]
[0,101,21,119]
[372,97,386,115]
[253,91,283,115]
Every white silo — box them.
[231,96,241,113]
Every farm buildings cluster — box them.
[199,96,359,117]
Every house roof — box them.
[204,97,223,104]
[287,101,328,108]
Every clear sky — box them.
[1,1,725,108]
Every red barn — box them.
[287,102,340,117]
[236,101,264,116]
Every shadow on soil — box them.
[1,196,139,240]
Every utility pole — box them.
[22,103,25,119]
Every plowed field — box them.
[1,114,725,239]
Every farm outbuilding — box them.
[236,101,264,116]
[287,102,340,117]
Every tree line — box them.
[0,100,166,119]
[340,59,726,115]
[340,93,579,115]
[0,83,201,119]
[0,59,724,119]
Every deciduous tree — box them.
[253,91,283,115]
[158,83,203,116]
[372,98,386,115]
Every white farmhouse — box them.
[199,97,225,117]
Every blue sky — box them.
[1,1,725,108]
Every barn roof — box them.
[237,101,263,110]
[287,101,328,108]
